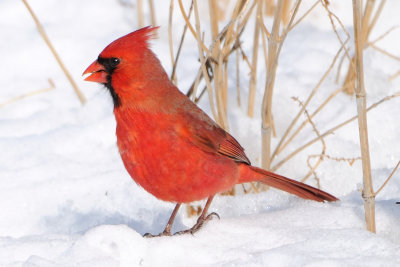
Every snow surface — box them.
[1,0,400,266]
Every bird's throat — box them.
[104,75,121,108]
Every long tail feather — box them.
[239,165,338,202]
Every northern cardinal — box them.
[83,27,338,237]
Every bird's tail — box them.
[238,165,338,202]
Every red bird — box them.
[83,27,338,237]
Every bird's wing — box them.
[178,107,251,165]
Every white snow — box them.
[1,0,400,266]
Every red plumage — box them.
[83,27,338,236]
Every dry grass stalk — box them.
[367,0,386,38]
[148,0,157,27]
[208,0,220,53]
[216,0,230,21]
[241,180,267,194]
[389,71,400,81]
[308,155,360,180]
[236,1,257,34]
[192,0,218,121]
[208,0,229,129]
[178,0,209,53]
[271,4,351,161]
[171,1,194,85]
[322,2,352,63]
[168,0,177,84]
[261,0,284,170]
[271,12,346,164]
[22,0,86,105]
[261,0,302,170]
[272,2,352,163]
[343,0,386,95]
[185,0,252,119]
[219,0,253,50]
[374,160,400,196]
[168,0,177,82]
[265,0,275,16]
[278,86,345,156]
[288,0,319,31]
[0,79,55,109]
[369,43,400,61]
[247,0,263,117]
[238,45,253,70]
[220,1,250,63]
[137,0,144,27]
[271,91,400,172]
[367,26,400,80]
[352,0,375,233]
[186,204,202,217]
[281,0,292,26]
[216,51,230,130]
[309,154,361,166]
[343,57,357,95]
[292,97,326,184]
[306,154,362,185]
[214,0,252,129]
[236,44,241,106]
[320,0,354,94]
[259,15,270,136]
[361,0,376,44]
[295,99,326,184]
[344,0,376,95]
[369,25,398,46]
[190,69,204,103]
[336,52,347,84]
[259,17,269,72]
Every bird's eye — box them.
[110,57,120,67]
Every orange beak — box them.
[83,60,108,83]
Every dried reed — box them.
[0,79,55,109]
[22,0,86,105]
[352,0,375,233]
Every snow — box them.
[1,0,400,266]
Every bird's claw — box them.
[174,212,220,236]
[205,212,220,221]
[143,230,172,238]
[143,212,220,237]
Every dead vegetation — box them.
[158,0,398,233]
[13,0,398,234]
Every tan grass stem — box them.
[261,0,284,170]
[0,79,55,108]
[148,0,157,27]
[168,0,177,84]
[192,0,218,121]
[22,0,86,105]
[352,0,375,233]
[271,91,400,172]
[137,0,144,27]
[374,160,400,196]
[247,0,263,117]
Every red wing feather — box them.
[179,101,251,165]
[182,112,250,165]
[218,135,250,164]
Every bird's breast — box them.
[114,110,239,203]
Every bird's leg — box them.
[174,195,219,235]
[143,203,181,238]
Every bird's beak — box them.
[83,60,108,83]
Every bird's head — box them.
[83,26,159,107]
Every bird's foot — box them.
[143,229,172,238]
[174,212,220,236]
[143,212,220,237]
